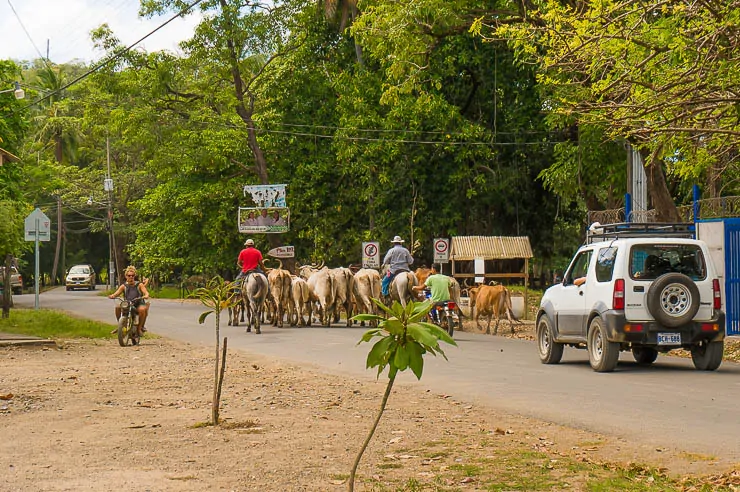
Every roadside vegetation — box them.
[0,308,113,339]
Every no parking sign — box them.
[433,238,450,263]
[362,241,380,268]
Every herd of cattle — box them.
[227,261,519,335]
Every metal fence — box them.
[588,196,740,225]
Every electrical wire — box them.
[5,0,55,73]
[12,0,205,114]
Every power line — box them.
[6,0,55,72]
[13,0,205,114]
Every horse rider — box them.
[381,235,414,296]
[236,238,267,285]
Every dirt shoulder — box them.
[1,332,739,492]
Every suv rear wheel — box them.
[588,317,620,372]
[536,315,563,364]
[690,340,723,371]
[646,273,700,328]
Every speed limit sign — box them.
[433,238,450,263]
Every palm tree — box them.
[320,0,364,66]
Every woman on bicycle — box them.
[108,265,150,336]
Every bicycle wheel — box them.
[117,316,128,347]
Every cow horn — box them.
[275,259,283,270]
[317,259,325,269]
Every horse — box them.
[382,266,417,308]
[241,272,269,334]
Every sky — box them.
[0,0,203,64]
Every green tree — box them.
[476,0,740,216]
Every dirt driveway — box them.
[2,322,739,491]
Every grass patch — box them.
[678,451,716,462]
[0,308,114,339]
[219,419,261,431]
[190,421,214,429]
[449,463,483,477]
[167,475,198,481]
[148,286,184,299]
[378,463,404,470]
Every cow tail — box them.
[505,288,519,322]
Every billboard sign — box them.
[242,184,286,208]
[239,207,290,234]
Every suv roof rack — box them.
[586,222,695,244]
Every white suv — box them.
[537,223,725,372]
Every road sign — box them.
[362,241,380,268]
[24,208,51,242]
[433,238,450,263]
[267,246,294,258]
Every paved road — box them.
[14,288,740,462]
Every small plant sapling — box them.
[191,276,239,425]
[348,298,457,491]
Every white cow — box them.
[330,267,355,327]
[353,268,381,327]
[290,276,311,326]
[298,264,334,327]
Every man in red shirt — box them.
[236,239,266,282]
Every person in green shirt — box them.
[412,265,452,323]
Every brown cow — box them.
[468,284,518,335]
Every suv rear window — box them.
[630,244,706,281]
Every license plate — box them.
[657,333,681,345]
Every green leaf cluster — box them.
[355,298,456,380]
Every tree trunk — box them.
[348,375,395,491]
[2,255,11,319]
[218,0,279,249]
[642,148,680,222]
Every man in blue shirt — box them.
[381,235,414,296]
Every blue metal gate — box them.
[725,219,740,336]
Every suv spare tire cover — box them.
[646,273,700,328]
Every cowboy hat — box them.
[391,235,404,243]
[244,239,255,246]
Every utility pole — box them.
[51,195,62,284]
[105,137,117,289]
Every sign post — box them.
[362,242,380,269]
[25,208,51,309]
[267,246,295,258]
[433,238,450,267]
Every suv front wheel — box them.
[588,317,620,372]
[536,315,563,364]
